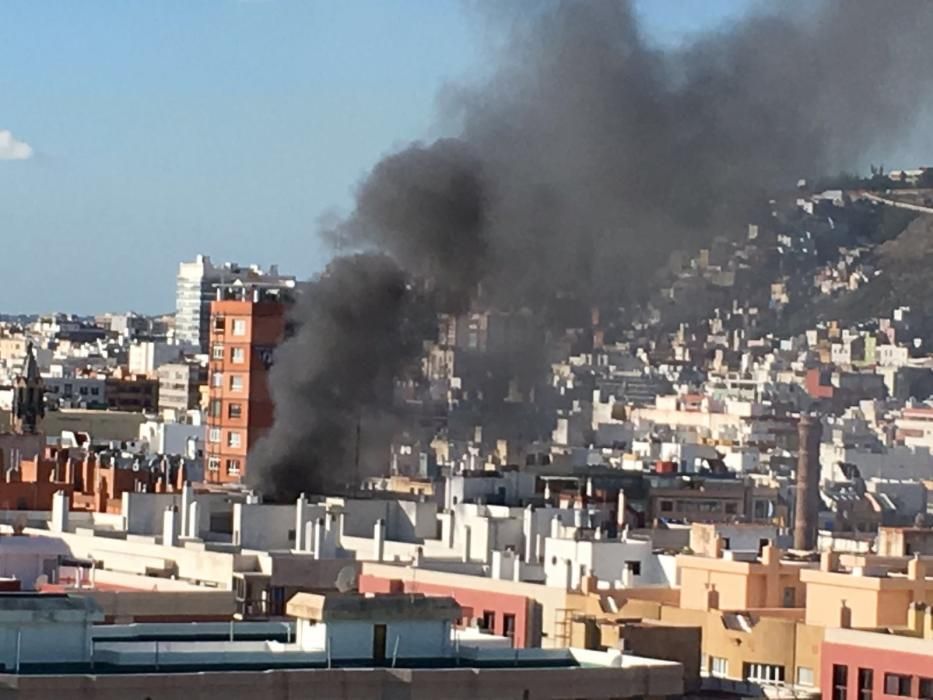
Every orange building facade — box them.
[204,294,286,484]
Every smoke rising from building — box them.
[248,254,433,500]
[249,1,933,500]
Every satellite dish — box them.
[335,566,358,593]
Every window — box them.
[503,613,516,646]
[90,387,99,396]
[782,587,796,607]
[725,502,738,514]
[481,610,496,631]
[212,344,224,360]
[232,319,247,336]
[214,316,225,332]
[208,428,221,443]
[227,431,241,448]
[229,375,243,391]
[208,399,221,418]
[884,673,911,697]
[625,560,642,576]
[226,459,241,475]
[231,347,245,363]
[754,499,770,519]
[858,668,873,700]
[228,402,243,419]
[207,456,220,472]
[660,500,673,512]
[79,386,88,395]
[211,372,223,388]
[710,656,728,678]
[919,677,933,700]
[832,665,848,700]
[722,537,731,550]
[796,666,814,687]
[744,663,785,683]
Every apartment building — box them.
[821,606,933,700]
[646,477,785,525]
[104,372,159,413]
[157,361,206,416]
[204,285,288,484]
[801,555,933,629]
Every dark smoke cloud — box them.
[250,0,933,499]
[248,254,432,500]
[328,139,487,312]
[448,0,933,303]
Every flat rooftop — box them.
[287,592,462,622]
[9,647,681,676]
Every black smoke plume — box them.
[250,1,933,499]
[248,254,434,500]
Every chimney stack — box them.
[794,415,822,551]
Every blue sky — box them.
[0,1,811,314]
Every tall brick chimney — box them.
[793,415,822,550]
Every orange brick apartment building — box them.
[204,285,288,484]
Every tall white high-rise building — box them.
[175,255,296,352]
[176,255,221,352]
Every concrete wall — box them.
[32,528,245,590]
[391,501,438,541]
[689,523,778,557]
[339,534,466,566]
[80,589,235,622]
[254,555,360,590]
[44,410,147,443]
[451,505,528,564]
[622,622,701,692]
[233,504,296,550]
[337,499,437,543]
[338,500,393,539]
[155,422,202,456]
[543,538,663,589]
[299,619,452,660]
[803,575,922,628]
[0,621,89,669]
[122,493,182,535]
[195,493,237,537]
[0,661,684,699]
[445,472,537,510]
[120,491,234,541]
[677,555,808,612]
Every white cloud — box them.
[0,129,34,160]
